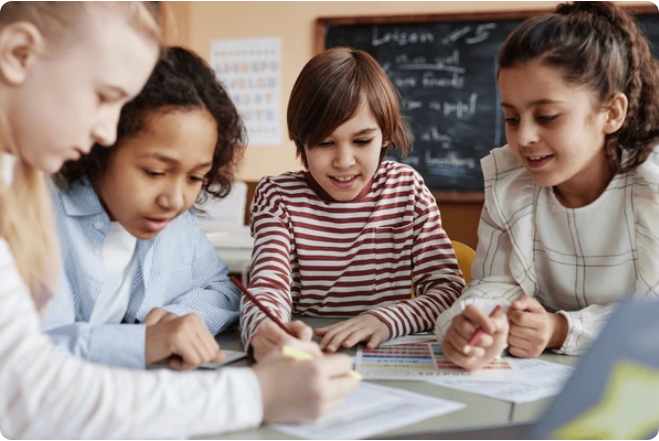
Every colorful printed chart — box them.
[356,343,524,381]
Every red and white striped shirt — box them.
[241,161,465,345]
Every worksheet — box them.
[199,349,248,369]
[270,382,464,440]
[356,343,524,381]
[428,358,575,403]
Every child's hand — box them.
[507,295,568,358]
[442,304,509,371]
[250,320,318,361]
[144,309,225,370]
[253,351,359,423]
[314,314,390,352]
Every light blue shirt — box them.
[43,179,241,369]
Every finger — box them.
[282,337,323,358]
[365,331,386,349]
[511,295,544,313]
[462,305,496,334]
[288,321,313,341]
[209,349,227,364]
[159,312,179,323]
[324,324,361,352]
[324,372,360,402]
[508,333,533,349]
[143,307,167,326]
[451,315,480,342]
[342,327,375,349]
[196,328,222,364]
[445,326,474,356]
[508,310,542,329]
[315,353,355,378]
[316,320,351,341]
[508,323,535,341]
[443,338,485,369]
[508,344,532,359]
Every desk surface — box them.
[198,317,574,440]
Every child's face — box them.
[498,61,610,190]
[304,101,383,202]
[0,14,158,173]
[94,109,217,240]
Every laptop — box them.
[381,297,659,440]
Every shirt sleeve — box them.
[43,265,147,368]
[161,218,241,335]
[365,180,465,338]
[0,239,263,439]
[240,178,294,348]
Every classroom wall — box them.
[162,1,654,249]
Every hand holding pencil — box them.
[231,276,318,361]
[442,303,509,372]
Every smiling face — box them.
[304,100,384,202]
[0,12,159,173]
[498,61,612,194]
[94,109,217,240]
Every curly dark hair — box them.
[498,1,659,174]
[55,45,246,202]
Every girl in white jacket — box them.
[437,1,659,370]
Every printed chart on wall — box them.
[210,37,282,146]
[356,343,524,381]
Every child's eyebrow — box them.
[501,99,565,109]
[140,153,179,165]
[352,128,379,136]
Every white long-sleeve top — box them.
[436,145,659,356]
[0,154,263,439]
[0,238,263,439]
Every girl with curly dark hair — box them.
[437,1,659,371]
[44,46,248,371]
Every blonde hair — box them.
[0,2,161,309]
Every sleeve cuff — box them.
[89,324,147,369]
[161,304,195,318]
[553,310,581,355]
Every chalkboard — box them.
[317,6,659,202]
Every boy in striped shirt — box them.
[242,47,465,359]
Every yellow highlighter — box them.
[281,345,363,380]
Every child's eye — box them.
[318,140,333,147]
[503,117,520,127]
[354,138,374,146]
[144,169,164,178]
[97,93,109,105]
[537,115,558,123]
[189,175,206,184]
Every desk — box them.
[197,317,575,440]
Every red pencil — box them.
[467,305,502,346]
[229,275,297,338]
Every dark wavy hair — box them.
[55,45,246,202]
[498,1,659,174]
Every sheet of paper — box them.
[199,349,247,369]
[428,358,575,403]
[270,382,464,440]
[381,333,437,346]
[356,343,524,381]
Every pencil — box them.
[229,275,297,338]
[467,305,502,346]
[282,345,363,380]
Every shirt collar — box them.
[61,177,107,217]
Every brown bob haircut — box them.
[287,47,412,168]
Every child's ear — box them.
[602,92,629,135]
[0,22,44,86]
